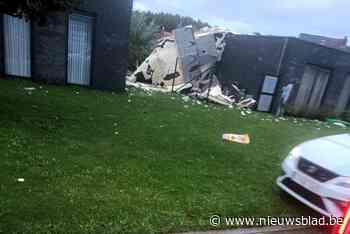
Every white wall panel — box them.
[3,15,31,77]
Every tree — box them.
[128,11,159,70]
[0,0,80,20]
[128,10,211,71]
[142,11,210,32]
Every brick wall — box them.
[220,34,285,99]
[31,13,68,84]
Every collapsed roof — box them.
[127,26,256,108]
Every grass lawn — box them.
[0,78,347,234]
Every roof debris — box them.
[127,26,256,108]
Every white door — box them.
[67,14,93,86]
[3,15,31,77]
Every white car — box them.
[277,134,350,218]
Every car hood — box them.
[299,134,350,177]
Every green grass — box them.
[0,78,347,234]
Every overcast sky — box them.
[133,0,349,39]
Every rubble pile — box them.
[127,26,256,108]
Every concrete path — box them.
[180,226,328,234]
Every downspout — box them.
[276,37,289,77]
[271,37,289,114]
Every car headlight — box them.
[287,146,301,161]
[335,179,350,189]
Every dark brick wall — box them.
[31,13,68,84]
[30,0,133,91]
[278,38,350,116]
[221,35,350,117]
[80,0,133,91]
[220,34,285,98]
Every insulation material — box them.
[132,39,184,86]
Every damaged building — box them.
[128,26,245,107]
[220,34,350,119]
[129,26,350,120]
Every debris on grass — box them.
[333,122,347,128]
[223,133,250,144]
[24,87,36,91]
[182,96,190,102]
[17,178,25,182]
[237,98,257,109]
[327,118,349,128]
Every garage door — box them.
[3,15,31,77]
[67,14,93,86]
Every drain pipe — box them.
[276,37,289,77]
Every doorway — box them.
[294,65,330,116]
[67,14,94,86]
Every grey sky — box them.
[133,0,349,39]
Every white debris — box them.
[24,87,36,91]
[127,26,257,109]
[182,96,190,102]
[333,122,347,128]
[246,109,253,114]
[237,98,257,109]
[199,84,236,106]
[17,178,25,182]
[126,80,171,93]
